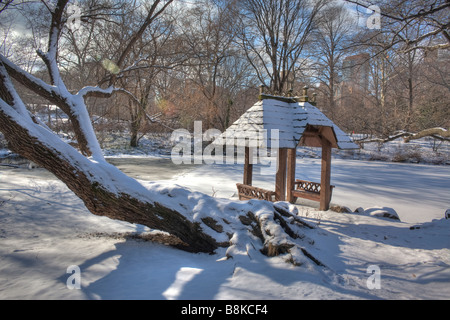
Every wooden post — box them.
[275,148,288,201]
[320,137,332,211]
[243,147,253,186]
[286,148,296,203]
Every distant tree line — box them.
[1,0,448,147]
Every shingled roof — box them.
[216,96,358,150]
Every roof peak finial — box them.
[296,85,309,102]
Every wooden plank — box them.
[320,137,332,211]
[292,190,321,201]
[319,126,338,149]
[286,148,296,203]
[299,135,322,148]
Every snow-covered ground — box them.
[0,148,449,300]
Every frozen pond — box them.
[0,156,197,182]
[1,156,448,224]
[169,158,450,224]
[106,157,197,181]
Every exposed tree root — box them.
[224,201,327,268]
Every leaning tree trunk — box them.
[0,105,219,253]
[0,50,220,254]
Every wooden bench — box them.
[291,179,334,202]
[236,183,276,202]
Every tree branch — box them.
[40,0,70,85]
[111,0,174,85]
[343,0,450,23]
[0,54,101,157]
[403,127,450,142]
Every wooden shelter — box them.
[215,88,358,211]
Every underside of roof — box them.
[214,98,359,150]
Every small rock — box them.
[330,205,352,213]
[354,207,365,214]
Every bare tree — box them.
[391,47,424,131]
[311,3,355,121]
[344,0,450,52]
[342,0,449,137]
[114,3,180,147]
[416,49,450,131]
[237,0,329,94]
[174,0,255,130]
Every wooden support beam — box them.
[320,137,332,211]
[243,147,253,186]
[275,148,288,201]
[286,148,297,203]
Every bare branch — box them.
[403,127,450,142]
[343,0,450,22]
[344,0,450,53]
[40,0,69,85]
[112,0,174,85]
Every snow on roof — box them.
[214,97,358,150]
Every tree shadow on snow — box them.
[68,233,384,300]
[72,240,234,300]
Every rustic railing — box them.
[237,180,334,204]
[292,179,334,202]
[236,183,276,202]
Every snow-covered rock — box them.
[330,205,352,213]
[364,206,400,221]
[354,207,365,214]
